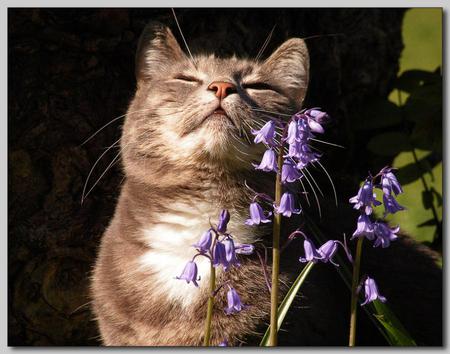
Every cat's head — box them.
[121,22,309,182]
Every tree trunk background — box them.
[8,8,405,345]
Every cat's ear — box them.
[135,22,187,80]
[261,38,309,106]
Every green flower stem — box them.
[349,237,364,346]
[203,262,216,346]
[268,151,284,346]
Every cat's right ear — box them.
[135,22,187,81]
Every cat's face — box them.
[121,22,309,179]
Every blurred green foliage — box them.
[370,9,442,251]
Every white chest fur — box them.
[138,201,252,308]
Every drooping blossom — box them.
[284,120,300,145]
[295,144,321,169]
[251,120,276,146]
[192,229,213,253]
[381,167,403,196]
[352,214,375,240]
[361,276,387,306]
[299,238,324,263]
[373,222,399,248]
[224,286,246,315]
[218,340,228,346]
[349,179,382,215]
[213,240,228,269]
[176,261,200,287]
[317,240,339,266]
[217,209,230,233]
[234,243,255,255]
[223,237,240,268]
[275,192,301,217]
[286,140,303,159]
[383,193,405,215]
[296,118,312,141]
[253,149,278,172]
[303,108,329,134]
[245,202,272,226]
[281,159,303,183]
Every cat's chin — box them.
[201,111,235,128]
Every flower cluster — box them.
[176,209,251,315]
[350,167,405,248]
[249,108,330,222]
[350,167,405,305]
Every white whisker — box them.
[303,166,324,197]
[81,137,121,204]
[315,160,338,207]
[255,24,276,62]
[171,8,196,67]
[83,150,122,203]
[301,168,322,218]
[298,175,311,206]
[310,138,345,149]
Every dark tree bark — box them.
[8,8,405,345]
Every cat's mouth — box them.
[201,107,236,128]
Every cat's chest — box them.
[137,200,252,307]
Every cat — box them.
[90,22,442,346]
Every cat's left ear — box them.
[135,22,187,81]
[261,38,309,106]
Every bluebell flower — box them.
[234,243,255,255]
[225,286,246,315]
[352,214,375,240]
[297,118,312,141]
[223,237,240,268]
[245,202,272,226]
[383,193,405,215]
[218,340,228,346]
[281,159,302,183]
[251,120,276,146]
[349,179,382,215]
[295,144,321,169]
[213,240,228,269]
[275,192,301,217]
[192,229,213,253]
[176,261,200,287]
[317,240,339,266]
[253,149,278,172]
[217,209,230,233]
[304,108,328,134]
[286,140,303,159]
[381,167,403,196]
[361,276,387,306]
[299,238,324,263]
[373,222,399,248]
[284,120,300,145]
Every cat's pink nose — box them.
[207,81,236,100]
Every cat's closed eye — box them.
[173,74,202,84]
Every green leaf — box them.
[367,132,410,156]
[259,262,315,346]
[395,151,441,185]
[417,218,437,228]
[422,190,433,209]
[382,150,442,244]
[372,300,417,346]
[394,69,437,93]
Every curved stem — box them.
[268,150,284,346]
[349,237,364,346]
[203,263,216,346]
